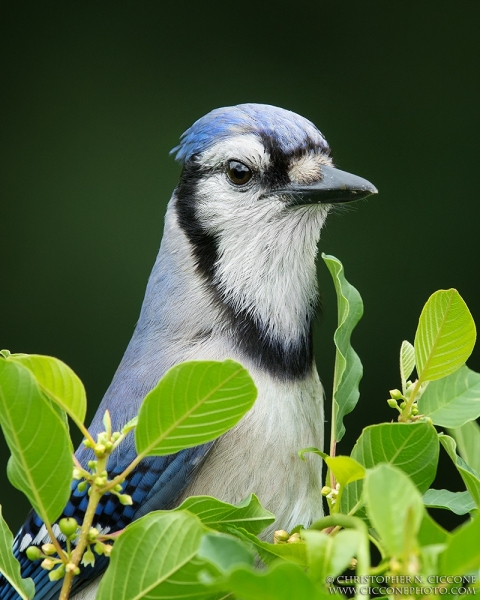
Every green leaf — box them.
[448,420,480,473]
[10,354,86,429]
[439,434,480,507]
[144,558,222,600]
[303,528,361,583]
[219,562,329,600]
[300,530,331,583]
[175,494,275,535]
[0,506,34,600]
[135,360,257,457]
[418,365,480,427]
[0,360,73,524]
[417,511,451,546]
[341,422,439,515]
[414,289,476,382]
[197,532,254,572]
[96,511,214,600]
[322,254,363,444]
[352,422,438,490]
[364,464,424,557]
[439,512,480,575]
[324,456,365,487]
[423,489,476,515]
[400,340,416,389]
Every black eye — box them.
[226,160,252,186]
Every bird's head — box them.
[172,103,376,211]
[167,104,376,376]
[171,104,376,272]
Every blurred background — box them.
[2,2,479,532]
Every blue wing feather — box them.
[0,443,212,599]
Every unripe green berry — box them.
[412,406,419,415]
[41,543,56,556]
[41,558,56,571]
[105,441,114,452]
[48,565,65,581]
[103,544,112,557]
[273,530,289,543]
[94,444,106,457]
[94,541,105,555]
[400,401,406,409]
[72,468,82,480]
[83,439,93,448]
[88,527,100,542]
[321,486,332,496]
[98,432,108,444]
[26,546,42,561]
[59,517,78,538]
[78,480,88,492]
[112,432,121,441]
[389,389,403,400]
[118,494,133,506]
[88,460,97,470]
[387,399,399,409]
[287,532,302,543]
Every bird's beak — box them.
[277,164,378,206]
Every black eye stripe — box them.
[227,160,252,185]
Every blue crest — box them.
[171,103,329,164]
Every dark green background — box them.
[2,2,479,531]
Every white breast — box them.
[178,356,325,541]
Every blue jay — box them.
[1,103,376,599]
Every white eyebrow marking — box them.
[200,134,271,171]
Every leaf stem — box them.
[36,381,95,447]
[59,456,107,600]
[347,499,363,517]
[45,521,68,564]
[368,533,386,560]
[72,455,83,469]
[102,451,145,493]
[398,378,423,422]
[308,514,370,600]
[330,396,338,460]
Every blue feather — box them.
[171,103,329,163]
[0,444,212,599]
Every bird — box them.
[0,103,377,599]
